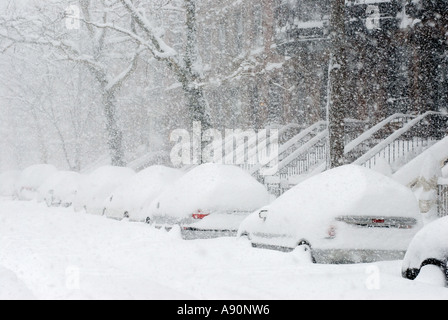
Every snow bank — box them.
[73,166,135,215]
[0,170,20,197]
[1,199,448,300]
[16,164,58,201]
[146,163,271,220]
[104,165,183,221]
[0,266,35,300]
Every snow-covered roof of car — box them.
[147,163,271,219]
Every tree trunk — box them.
[184,0,210,128]
[103,92,125,167]
[327,0,348,169]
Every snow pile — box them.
[146,163,271,220]
[73,166,135,215]
[0,170,20,197]
[239,165,420,243]
[0,266,35,300]
[16,164,58,201]
[104,165,183,221]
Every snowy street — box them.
[1,199,447,300]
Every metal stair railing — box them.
[344,113,416,163]
[254,113,416,184]
[248,120,327,175]
[261,129,329,196]
[354,112,448,169]
[180,122,304,172]
[256,112,444,196]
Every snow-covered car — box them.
[238,165,423,264]
[73,166,135,215]
[16,164,58,201]
[104,165,183,221]
[0,170,21,198]
[37,171,81,207]
[144,163,272,239]
[402,215,448,285]
[51,172,83,208]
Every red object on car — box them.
[192,210,210,220]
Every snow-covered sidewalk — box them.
[0,199,447,300]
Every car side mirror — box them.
[259,209,268,222]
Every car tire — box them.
[239,231,251,241]
[298,240,316,263]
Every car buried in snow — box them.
[143,163,272,239]
[238,165,423,264]
[16,164,58,201]
[402,215,448,286]
[37,171,81,207]
[73,166,135,215]
[103,165,183,222]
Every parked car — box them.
[144,163,272,239]
[0,170,20,198]
[37,171,81,207]
[51,172,83,208]
[16,164,58,201]
[238,164,423,264]
[402,215,448,285]
[104,165,183,221]
[73,166,135,215]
